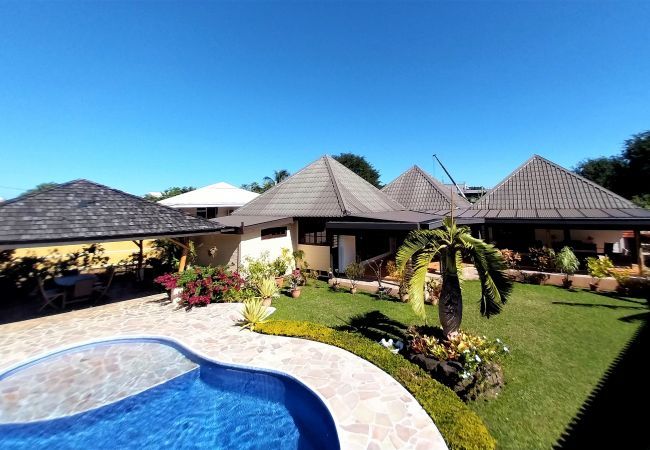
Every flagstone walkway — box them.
[0,295,447,450]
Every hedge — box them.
[256,320,496,450]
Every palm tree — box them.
[396,217,512,337]
[263,169,290,186]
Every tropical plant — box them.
[238,298,272,331]
[386,260,410,301]
[586,256,614,290]
[396,217,512,337]
[344,261,364,292]
[242,169,291,193]
[144,186,195,202]
[257,276,279,299]
[271,248,293,277]
[284,269,304,290]
[292,249,306,269]
[499,249,521,270]
[555,246,579,288]
[528,246,556,272]
[425,277,442,305]
[242,252,274,287]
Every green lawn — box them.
[270,280,646,449]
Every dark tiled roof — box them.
[232,156,404,217]
[0,180,223,247]
[474,155,638,210]
[382,165,471,211]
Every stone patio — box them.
[0,295,447,450]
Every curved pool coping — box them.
[0,335,341,449]
[0,296,447,450]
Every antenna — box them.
[432,154,468,200]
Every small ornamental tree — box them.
[555,247,580,288]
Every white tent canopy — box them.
[158,182,259,209]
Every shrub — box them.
[425,277,442,305]
[555,247,579,287]
[256,320,496,450]
[284,269,303,290]
[528,247,556,272]
[222,287,257,303]
[586,256,614,289]
[238,299,272,331]
[154,265,244,309]
[271,248,293,277]
[344,262,364,290]
[521,272,549,285]
[499,249,521,270]
[242,252,274,287]
[406,326,508,400]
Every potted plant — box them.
[586,256,614,291]
[328,268,341,291]
[345,261,364,294]
[271,248,293,287]
[555,246,579,289]
[285,269,304,298]
[257,276,279,306]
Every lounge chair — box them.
[93,267,115,301]
[62,278,95,308]
[37,277,65,312]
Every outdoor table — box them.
[54,274,97,287]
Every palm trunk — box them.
[439,273,462,337]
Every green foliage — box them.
[257,276,279,299]
[238,299,272,331]
[344,261,364,288]
[22,182,59,196]
[555,247,579,276]
[144,186,195,201]
[632,193,650,209]
[528,246,556,272]
[242,252,274,286]
[499,249,521,270]
[574,129,650,206]
[332,153,382,187]
[222,287,257,303]
[271,248,293,276]
[396,217,512,323]
[257,320,496,450]
[242,169,291,193]
[586,256,614,280]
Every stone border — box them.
[0,295,447,450]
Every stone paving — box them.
[0,295,447,450]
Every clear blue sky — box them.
[1,1,649,199]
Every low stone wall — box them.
[507,270,619,292]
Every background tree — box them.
[23,182,59,196]
[242,169,291,193]
[574,130,650,208]
[144,186,195,201]
[333,153,382,187]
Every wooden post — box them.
[132,240,144,281]
[178,240,188,273]
[635,229,644,275]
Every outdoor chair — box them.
[93,267,115,302]
[62,278,95,308]
[37,277,65,312]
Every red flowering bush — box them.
[154,265,244,309]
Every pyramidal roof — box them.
[382,165,471,212]
[473,155,638,210]
[159,182,258,208]
[232,156,404,217]
[0,180,222,248]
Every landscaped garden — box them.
[267,279,646,449]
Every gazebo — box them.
[0,179,224,272]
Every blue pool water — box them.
[0,339,339,450]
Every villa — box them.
[158,181,259,219]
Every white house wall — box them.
[338,235,356,272]
[239,222,297,266]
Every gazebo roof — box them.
[158,182,258,208]
[0,180,223,249]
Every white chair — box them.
[37,277,65,312]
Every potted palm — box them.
[345,262,364,294]
[555,246,579,289]
[586,256,613,291]
[397,217,512,338]
[257,276,279,306]
[285,269,304,298]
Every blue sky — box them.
[1,1,649,199]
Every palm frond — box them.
[408,246,441,319]
[460,234,512,317]
[396,229,440,271]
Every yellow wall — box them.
[13,240,156,265]
[298,244,331,272]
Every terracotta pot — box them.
[275,276,285,288]
[262,297,272,307]
[291,289,301,298]
[350,287,357,294]
[589,283,598,291]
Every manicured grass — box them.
[271,280,645,449]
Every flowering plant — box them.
[154,265,244,309]
[285,269,304,290]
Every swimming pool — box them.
[0,339,339,450]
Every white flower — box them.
[496,338,502,343]
[503,346,509,353]
[474,355,482,362]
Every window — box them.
[196,207,218,219]
[299,221,329,245]
[261,227,287,240]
